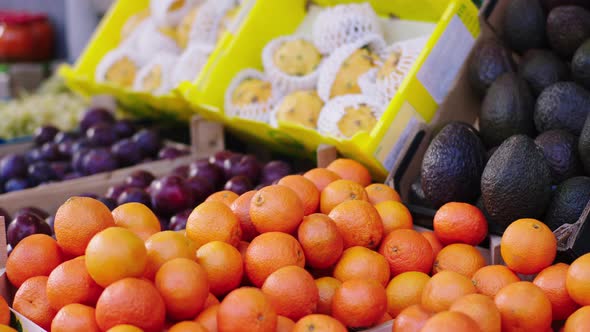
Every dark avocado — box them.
[518,49,570,96]
[579,113,590,173]
[502,0,547,54]
[534,129,583,183]
[421,122,487,208]
[572,39,590,90]
[467,38,515,96]
[544,176,590,230]
[481,135,553,227]
[480,73,536,148]
[408,176,433,208]
[546,6,590,58]
[542,0,590,11]
[534,82,590,135]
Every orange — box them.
[0,325,16,332]
[292,314,347,332]
[297,213,343,269]
[46,256,103,311]
[564,306,590,332]
[85,227,147,287]
[421,311,482,332]
[186,201,242,248]
[494,281,552,332]
[421,231,443,258]
[95,277,165,332]
[374,200,413,235]
[6,234,63,288]
[144,230,194,280]
[328,199,383,249]
[250,185,304,234]
[379,229,434,275]
[204,292,220,309]
[393,304,433,332]
[385,271,430,317]
[106,325,143,332]
[194,304,218,331]
[326,158,371,186]
[450,293,501,332]
[421,270,476,313]
[472,265,520,297]
[320,179,368,214]
[377,312,392,324]
[331,278,387,328]
[315,277,341,316]
[433,243,486,277]
[261,266,319,321]
[433,202,488,246]
[230,190,259,242]
[54,196,116,256]
[217,287,277,332]
[500,218,557,275]
[333,246,390,287]
[567,253,590,306]
[276,316,295,332]
[365,184,401,205]
[51,303,100,332]
[112,202,160,236]
[278,175,320,215]
[237,240,251,285]
[303,168,341,192]
[155,258,209,320]
[196,241,243,296]
[244,232,305,287]
[534,263,580,320]
[205,190,239,207]
[12,276,56,330]
[168,321,208,332]
[0,296,8,325]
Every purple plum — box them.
[80,107,115,132]
[149,175,194,217]
[105,183,129,201]
[39,142,63,161]
[186,175,215,204]
[227,154,261,183]
[28,162,58,184]
[86,123,118,147]
[45,215,55,234]
[7,213,51,246]
[82,149,119,175]
[50,161,71,179]
[34,125,59,146]
[53,131,78,144]
[224,176,253,195]
[0,154,28,180]
[114,119,136,138]
[25,148,43,164]
[188,159,224,189]
[4,177,30,192]
[209,150,238,170]
[157,146,190,160]
[71,148,90,174]
[261,160,292,185]
[98,197,117,211]
[171,165,189,178]
[57,140,75,157]
[15,206,50,219]
[132,129,162,157]
[111,139,143,166]
[124,170,155,188]
[117,187,151,207]
[169,209,191,231]
[158,216,169,231]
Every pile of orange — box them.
[1,158,590,332]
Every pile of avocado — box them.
[416,0,590,234]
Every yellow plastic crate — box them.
[180,0,481,179]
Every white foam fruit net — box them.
[317,94,384,138]
[134,53,178,95]
[150,0,200,28]
[95,47,143,83]
[171,43,215,85]
[188,0,237,45]
[224,69,282,123]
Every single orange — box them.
[566,253,590,306]
[328,199,383,249]
[420,311,482,332]
[112,202,160,238]
[12,276,56,330]
[326,158,371,186]
[331,278,387,328]
[85,227,147,287]
[385,271,430,318]
[6,234,63,288]
[421,231,443,258]
[365,184,401,205]
[230,190,259,242]
[379,229,434,275]
[534,263,580,320]
[0,296,9,325]
[472,265,520,297]
[333,246,390,287]
[186,200,242,248]
[320,179,368,214]
[297,213,344,269]
[303,168,341,192]
[95,277,166,332]
[421,270,476,313]
[375,200,413,235]
[194,304,218,331]
[168,321,208,332]
[105,325,144,332]
[433,202,488,246]
[262,266,319,321]
[315,277,341,316]
[244,232,305,287]
[276,315,295,332]
[433,243,487,277]
[54,196,116,256]
[155,258,209,320]
[250,185,304,234]
[393,304,433,332]
[450,293,501,332]
[500,218,557,275]
[292,314,347,332]
[0,325,16,332]
[196,241,243,296]
[564,306,590,332]
[46,256,103,311]
[494,281,552,332]
[205,190,239,207]
[278,175,320,216]
[217,287,277,332]
[51,303,100,332]
[144,230,194,280]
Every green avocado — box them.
[534,82,590,136]
[572,39,590,89]
[535,129,583,183]
[546,6,590,59]
[481,135,553,227]
[544,176,590,230]
[502,0,547,54]
[579,113,590,173]
[480,73,535,148]
[421,122,487,208]
[467,38,515,96]
[518,49,569,96]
